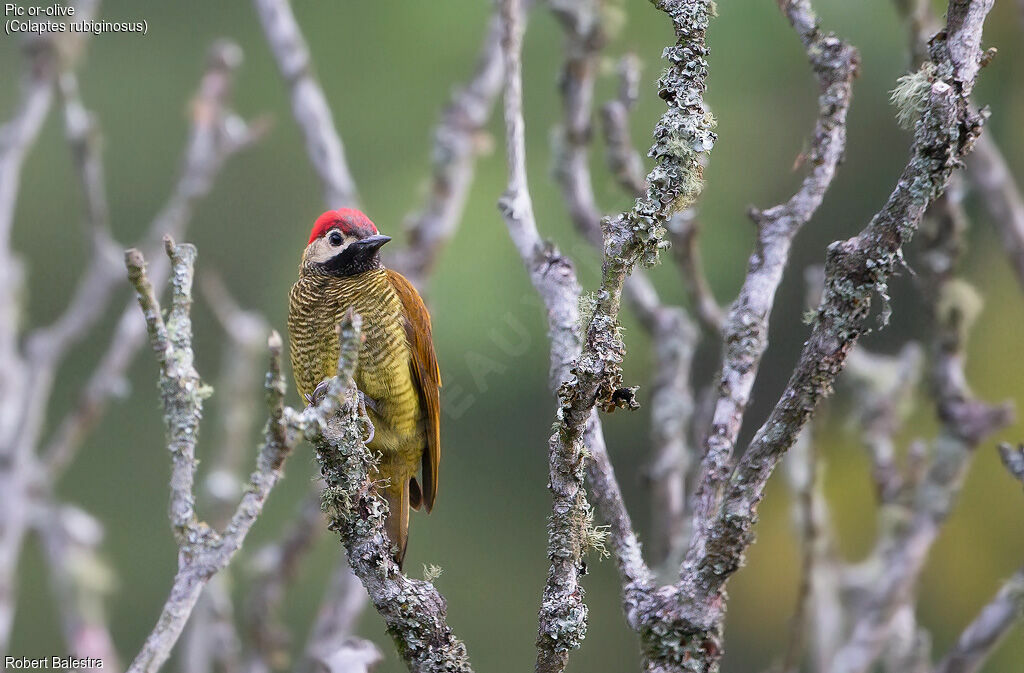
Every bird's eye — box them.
[328,232,343,247]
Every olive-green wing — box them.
[386,269,441,513]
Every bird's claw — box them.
[309,380,331,408]
[308,380,375,444]
[357,391,375,444]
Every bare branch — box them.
[682,0,995,624]
[253,0,359,208]
[243,491,325,673]
[181,575,241,673]
[934,569,1024,673]
[780,425,844,673]
[41,41,263,477]
[0,31,60,652]
[843,344,924,503]
[0,39,56,382]
[547,0,699,569]
[966,134,1024,291]
[125,244,299,673]
[686,0,857,573]
[665,208,723,335]
[200,273,271,526]
[299,562,375,673]
[33,503,120,673]
[999,443,1024,486]
[392,7,507,287]
[599,54,646,197]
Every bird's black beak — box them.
[353,234,392,254]
[322,234,391,277]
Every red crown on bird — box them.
[308,209,378,244]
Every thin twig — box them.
[125,242,299,673]
[40,41,263,477]
[998,443,1024,486]
[299,559,376,673]
[686,0,858,575]
[242,491,324,673]
[547,0,698,569]
[843,344,924,503]
[33,503,119,673]
[253,0,359,208]
[934,568,1024,673]
[393,5,508,287]
[965,134,1024,291]
[681,0,995,631]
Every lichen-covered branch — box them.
[598,54,723,334]
[500,1,719,671]
[125,241,299,673]
[304,313,471,673]
[497,1,656,658]
[548,0,700,569]
[827,59,1012,673]
[496,2,593,669]
[893,0,1024,296]
[681,1,996,626]
[685,0,857,572]
[253,0,360,208]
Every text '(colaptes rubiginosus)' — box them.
[288,209,441,567]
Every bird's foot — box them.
[307,380,376,444]
[357,390,376,444]
[306,380,332,409]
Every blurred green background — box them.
[2,0,1023,671]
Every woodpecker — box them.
[288,209,440,567]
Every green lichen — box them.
[576,291,598,337]
[891,62,936,130]
[422,563,444,583]
[937,278,983,342]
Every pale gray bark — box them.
[125,241,298,673]
[686,0,858,578]
[548,0,700,569]
[0,27,259,666]
[252,0,360,209]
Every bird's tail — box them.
[383,477,410,569]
